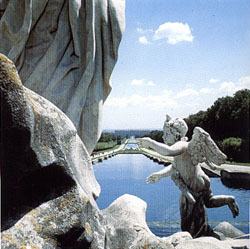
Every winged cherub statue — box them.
[137,115,239,238]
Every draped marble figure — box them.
[0,0,125,153]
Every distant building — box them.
[114,130,151,137]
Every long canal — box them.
[93,153,250,237]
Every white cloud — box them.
[147,81,155,86]
[176,88,199,98]
[219,81,235,93]
[105,93,178,110]
[130,94,147,106]
[139,36,150,44]
[209,78,219,84]
[104,94,147,108]
[131,79,145,86]
[217,77,250,95]
[103,75,250,129]
[199,76,249,97]
[153,22,194,45]
[238,76,250,89]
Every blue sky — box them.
[102,0,250,130]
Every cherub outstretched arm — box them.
[146,164,174,183]
[147,164,196,204]
[205,160,218,170]
[137,137,185,156]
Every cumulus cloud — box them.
[219,81,235,93]
[106,95,147,108]
[131,79,145,86]
[153,22,194,44]
[217,77,250,94]
[104,75,249,129]
[131,79,156,86]
[209,78,219,84]
[105,93,178,110]
[195,76,249,97]
[238,76,250,89]
[139,36,150,44]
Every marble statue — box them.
[138,115,239,238]
[0,0,125,154]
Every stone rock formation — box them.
[0,0,125,154]
[0,53,175,248]
[213,222,245,239]
[1,52,100,229]
[102,194,175,249]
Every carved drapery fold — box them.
[0,0,125,153]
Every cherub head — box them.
[163,115,188,145]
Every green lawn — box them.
[225,161,250,166]
[118,149,142,154]
[93,141,118,152]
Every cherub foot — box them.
[228,198,239,218]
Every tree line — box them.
[93,133,127,152]
[184,89,249,162]
[98,133,126,144]
[136,130,164,143]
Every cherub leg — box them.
[204,189,239,218]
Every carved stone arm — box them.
[137,138,185,156]
[205,160,218,170]
[146,164,174,184]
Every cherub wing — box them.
[188,127,227,168]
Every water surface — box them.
[94,154,249,237]
[125,143,138,150]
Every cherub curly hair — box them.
[164,115,188,142]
